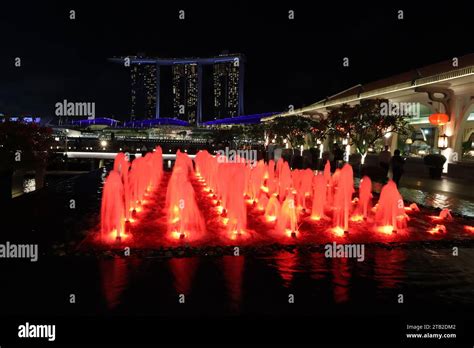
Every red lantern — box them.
[429,113,449,126]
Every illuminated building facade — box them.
[213,61,241,119]
[130,62,158,121]
[172,64,199,124]
[112,54,244,125]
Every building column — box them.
[448,95,473,162]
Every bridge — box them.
[263,53,474,176]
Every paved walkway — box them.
[355,175,474,217]
[400,176,474,200]
[397,176,474,217]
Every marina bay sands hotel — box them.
[110,54,245,125]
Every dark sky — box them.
[0,1,473,121]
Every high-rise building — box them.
[112,54,244,124]
[213,57,243,119]
[130,61,157,121]
[172,64,199,124]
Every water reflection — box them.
[399,188,474,217]
[169,257,199,295]
[309,252,328,281]
[274,251,298,288]
[100,258,130,309]
[222,255,245,313]
[93,247,474,314]
[373,248,406,289]
[331,257,351,303]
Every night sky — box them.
[0,1,473,121]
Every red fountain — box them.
[265,195,281,222]
[257,191,269,212]
[278,161,292,202]
[101,170,125,242]
[311,173,327,221]
[166,154,205,240]
[225,163,247,238]
[113,153,131,221]
[96,147,469,247]
[248,160,266,204]
[375,180,408,234]
[356,176,373,220]
[265,160,277,195]
[332,164,354,233]
[100,147,163,243]
[276,192,298,238]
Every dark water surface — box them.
[2,246,474,317]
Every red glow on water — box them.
[330,226,346,237]
[429,209,453,221]
[100,258,130,309]
[94,148,473,249]
[427,224,447,234]
[222,255,244,312]
[464,225,474,233]
[169,257,199,295]
[376,225,395,234]
[229,229,250,241]
[350,214,364,222]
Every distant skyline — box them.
[0,1,473,121]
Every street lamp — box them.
[438,134,449,149]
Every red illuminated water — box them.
[94,149,474,248]
[166,150,205,241]
[332,164,354,232]
[100,170,125,242]
[356,176,372,219]
[375,180,408,233]
[100,147,163,242]
[311,173,327,221]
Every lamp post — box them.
[437,133,448,150]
